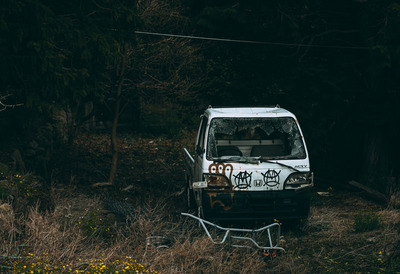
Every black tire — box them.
[186,185,196,209]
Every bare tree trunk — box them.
[362,131,389,184]
[109,44,128,185]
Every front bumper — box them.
[201,189,311,221]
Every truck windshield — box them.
[206,117,306,161]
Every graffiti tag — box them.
[261,169,281,187]
[208,192,234,210]
[233,171,252,190]
[208,163,233,182]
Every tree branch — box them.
[0,94,23,112]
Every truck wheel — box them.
[186,186,196,209]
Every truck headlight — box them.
[284,172,313,190]
[204,173,230,189]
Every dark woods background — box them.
[0,0,399,193]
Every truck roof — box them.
[204,106,297,119]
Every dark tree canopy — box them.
[0,0,399,190]
[0,0,137,138]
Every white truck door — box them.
[194,115,208,182]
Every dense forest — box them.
[1,1,400,272]
[0,0,399,193]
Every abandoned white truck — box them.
[184,106,314,221]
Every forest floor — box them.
[1,131,400,273]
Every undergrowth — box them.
[353,211,381,232]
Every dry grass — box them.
[0,203,21,255]
[279,192,400,273]
[1,134,400,273]
[0,190,273,272]
[1,190,399,273]
[2,189,398,273]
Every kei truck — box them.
[184,106,314,222]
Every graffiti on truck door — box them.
[208,163,234,209]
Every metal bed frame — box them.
[181,212,284,255]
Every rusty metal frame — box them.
[181,213,284,252]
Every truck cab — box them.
[184,106,313,221]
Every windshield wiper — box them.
[212,156,301,171]
[259,158,300,172]
[212,156,260,164]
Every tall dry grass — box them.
[0,203,21,255]
[1,175,400,273]
[1,190,279,272]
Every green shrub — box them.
[0,172,49,209]
[353,211,381,232]
[79,207,116,241]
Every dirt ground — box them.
[283,191,400,272]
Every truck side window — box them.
[196,116,208,156]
